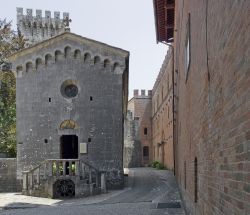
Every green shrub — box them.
[151,161,160,168]
[155,162,165,170]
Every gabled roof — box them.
[9,31,129,60]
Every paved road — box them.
[0,168,185,215]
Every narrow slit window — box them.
[184,161,186,189]
[88,138,91,142]
[194,157,198,202]
[90,96,93,101]
[144,127,148,135]
[185,13,191,80]
[44,139,48,143]
[49,98,51,102]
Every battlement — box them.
[133,89,152,97]
[17,8,70,45]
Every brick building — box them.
[124,90,152,167]
[154,0,250,214]
[152,50,174,170]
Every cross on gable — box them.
[63,16,72,27]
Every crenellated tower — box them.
[17,8,70,45]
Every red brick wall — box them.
[128,90,153,166]
[174,0,250,214]
[152,50,174,170]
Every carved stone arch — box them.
[64,46,72,58]
[83,52,91,63]
[103,59,111,69]
[45,54,53,66]
[26,62,33,73]
[55,50,64,62]
[74,49,81,59]
[16,65,23,78]
[94,56,101,65]
[36,58,43,70]
[60,119,78,130]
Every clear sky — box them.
[1,0,167,98]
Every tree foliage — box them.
[0,19,26,157]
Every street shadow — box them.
[2,202,45,210]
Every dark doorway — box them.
[60,135,78,159]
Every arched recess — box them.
[83,53,91,63]
[103,59,111,69]
[55,50,64,62]
[59,119,78,130]
[74,49,81,59]
[36,58,42,70]
[45,54,53,66]
[16,66,23,78]
[64,46,71,58]
[113,62,122,74]
[94,56,101,65]
[26,62,33,73]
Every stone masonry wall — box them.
[174,0,250,214]
[0,158,20,192]
[123,110,141,168]
[11,34,129,189]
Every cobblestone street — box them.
[0,168,185,215]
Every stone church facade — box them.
[9,9,129,197]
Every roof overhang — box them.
[153,0,175,44]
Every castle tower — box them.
[17,8,70,45]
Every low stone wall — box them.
[0,158,20,192]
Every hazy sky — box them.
[1,0,167,98]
